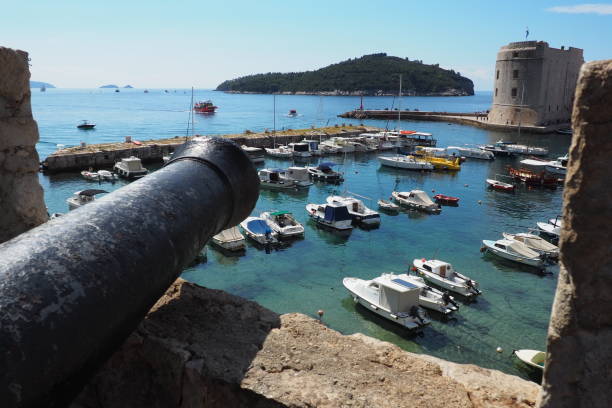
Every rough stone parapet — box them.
[538,59,612,408]
[0,46,47,243]
[72,279,539,408]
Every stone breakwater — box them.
[41,125,380,173]
[71,279,539,408]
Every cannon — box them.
[0,137,259,407]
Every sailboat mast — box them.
[398,74,402,130]
[191,87,195,137]
[273,94,276,148]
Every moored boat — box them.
[258,169,297,190]
[423,156,461,171]
[241,145,265,163]
[412,259,481,298]
[513,349,546,371]
[211,226,246,252]
[502,232,559,260]
[113,156,148,179]
[342,274,430,331]
[378,155,434,171]
[481,239,545,268]
[305,202,353,231]
[265,145,293,158]
[377,199,400,213]
[288,142,312,158]
[261,210,304,238]
[283,166,313,187]
[66,189,108,211]
[326,195,381,227]
[391,273,459,315]
[306,162,344,182]
[392,190,441,214]
[81,170,100,181]
[486,178,515,192]
[240,216,279,245]
[433,194,459,205]
[446,146,494,160]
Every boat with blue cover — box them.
[342,273,431,331]
[305,202,353,231]
[240,216,279,245]
[326,195,381,227]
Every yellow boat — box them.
[423,156,461,171]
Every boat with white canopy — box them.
[412,259,481,298]
[282,167,313,187]
[343,274,431,331]
[378,155,434,171]
[392,190,441,214]
[502,232,559,259]
[211,226,246,252]
[265,145,293,158]
[481,239,545,268]
[258,169,297,190]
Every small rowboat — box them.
[486,178,515,192]
[433,194,459,205]
[513,349,546,371]
[377,199,400,212]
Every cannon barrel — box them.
[0,137,259,407]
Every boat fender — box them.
[421,258,426,262]
[479,246,487,253]
[410,266,417,272]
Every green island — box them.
[216,53,474,96]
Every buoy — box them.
[496,347,503,353]
[478,200,482,204]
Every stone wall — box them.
[538,60,612,408]
[0,46,47,243]
[72,279,539,408]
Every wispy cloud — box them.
[547,3,612,15]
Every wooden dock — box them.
[41,125,381,173]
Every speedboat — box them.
[392,190,441,214]
[113,156,148,179]
[265,146,293,158]
[502,232,559,260]
[481,239,545,268]
[433,194,459,206]
[211,226,246,252]
[378,155,434,171]
[306,162,344,182]
[288,142,312,158]
[241,145,265,163]
[536,216,563,237]
[258,169,296,190]
[283,166,313,187]
[305,202,353,231]
[390,273,459,315]
[240,217,279,245]
[81,170,100,181]
[486,178,515,192]
[77,120,96,129]
[446,146,494,160]
[97,170,117,180]
[343,274,430,331]
[377,199,400,213]
[66,189,108,211]
[261,211,304,238]
[326,195,381,227]
[412,259,481,298]
[513,349,546,371]
[288,109,298,117]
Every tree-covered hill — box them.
[216,53,474,96]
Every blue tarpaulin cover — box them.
[318,162,337,170]
[324,205,351,222]
[246,219,272,235]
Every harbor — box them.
[36,88,571,381]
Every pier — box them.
[338,109,566,134]
[41,125,381,173]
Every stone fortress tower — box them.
[487,41,583,128]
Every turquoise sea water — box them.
[34,89,570,381]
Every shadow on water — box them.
[209,245,246,265]
[308,220,352,244]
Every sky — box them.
[2,1,611,90]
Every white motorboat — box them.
[326,195,380,226]
[412,259,481,298]
[66,189,108,211]
[378,155,434,171]
[318,142,341,155]
[283,166,313,187]
[305,202,353,231]
[502,232,559,259]
[323,137,354,153]
[241,145,265,163]
[390,273,459,315]
[495,141,548,156]
[377,199,400,213]
[520,155,567,176]
[288,142,312,158]
[113,156,148,179]
[261,211,304,238]
[306,162,344,182]
[414,146,447,158]
[392,190,441,214]
[97,170,118,180]
[537,216,563,237]
[265,146,293,158]
[240,216,279,245]
[344,139,368,152]
[258,169,297,190]
[81,170,100,181]
[486,178,515,192]
[481,239,545,268]
[513,349,546,371]
[211,226,246,252]
[446,146,494,160]
[301,139,322,156]
[343,274,430,331]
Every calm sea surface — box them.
[33,89,570,381]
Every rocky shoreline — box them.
[220,88,471,97]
